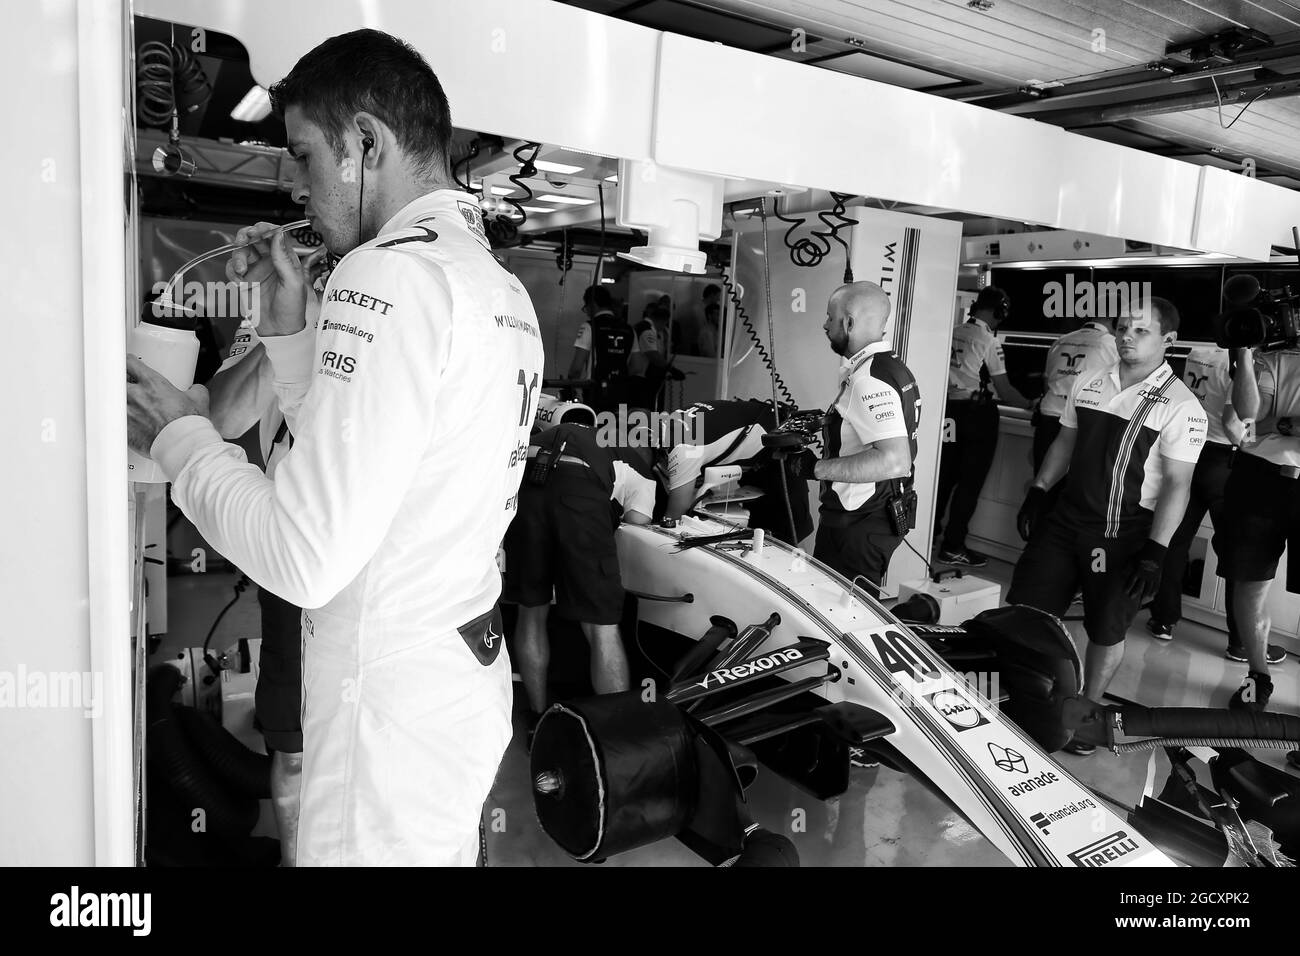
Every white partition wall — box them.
[726,207,962,594]
[0,0,132,866]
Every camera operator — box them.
[1144,345,1277,664]
[1217,281,1300,711]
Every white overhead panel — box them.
[1055,134,1202,250]
[137,0,1300,259]
[1193,165,1300,261]
[652,33,1065,225]
[136,0,661,162]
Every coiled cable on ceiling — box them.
[135,40,212,130]
[136,42,176,128]
[485,141,543,246]
[819,192,858,283]
[772,193,859,283]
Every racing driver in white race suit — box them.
[125,30,545,865]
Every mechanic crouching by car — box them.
[787,281,920,599]
[1010,298,1205,756]
[1216,280,1300,716]
[503,421,657,745]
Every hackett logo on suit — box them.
[326,288,395,315]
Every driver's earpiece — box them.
[362,135,375,155]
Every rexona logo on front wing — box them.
[696,648,805,689]
[1068,831,1142,868]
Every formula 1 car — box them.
[529,467,1300,868]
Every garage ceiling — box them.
[563,0,1300,185]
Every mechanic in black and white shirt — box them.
[788,282,920,598]
[567,285,640,414]
[1035,316,1118,510]
[934,287,1033,567]
[1010,298,1204,755]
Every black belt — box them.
[1239,451,1300,480]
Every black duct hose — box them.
[146,666,260,839]
[174,706,272,800]
[1118,706,1300,743]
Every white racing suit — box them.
[154,190,545,864]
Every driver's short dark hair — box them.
[269,29,453,175]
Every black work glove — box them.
[1124,540,1167,604]
[786,449,820,481]
[1016,486,1047,542]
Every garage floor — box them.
[161,558,1299,867]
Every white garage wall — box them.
[0,0,131,866]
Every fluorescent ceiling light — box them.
[605,174,619,183]
[520,206,554,214]
[490,186,515,196]
[533,160,584,175]
[231,85,272,123]
[538,194,594,206]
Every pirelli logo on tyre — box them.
[922,687,988,732]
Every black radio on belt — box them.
[526,438,567,487]
[888,486,918,537]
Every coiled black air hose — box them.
[174,706,272,800]
[146,665,261,839]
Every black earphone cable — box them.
[452,138,480,193]
[358,134,372,246]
